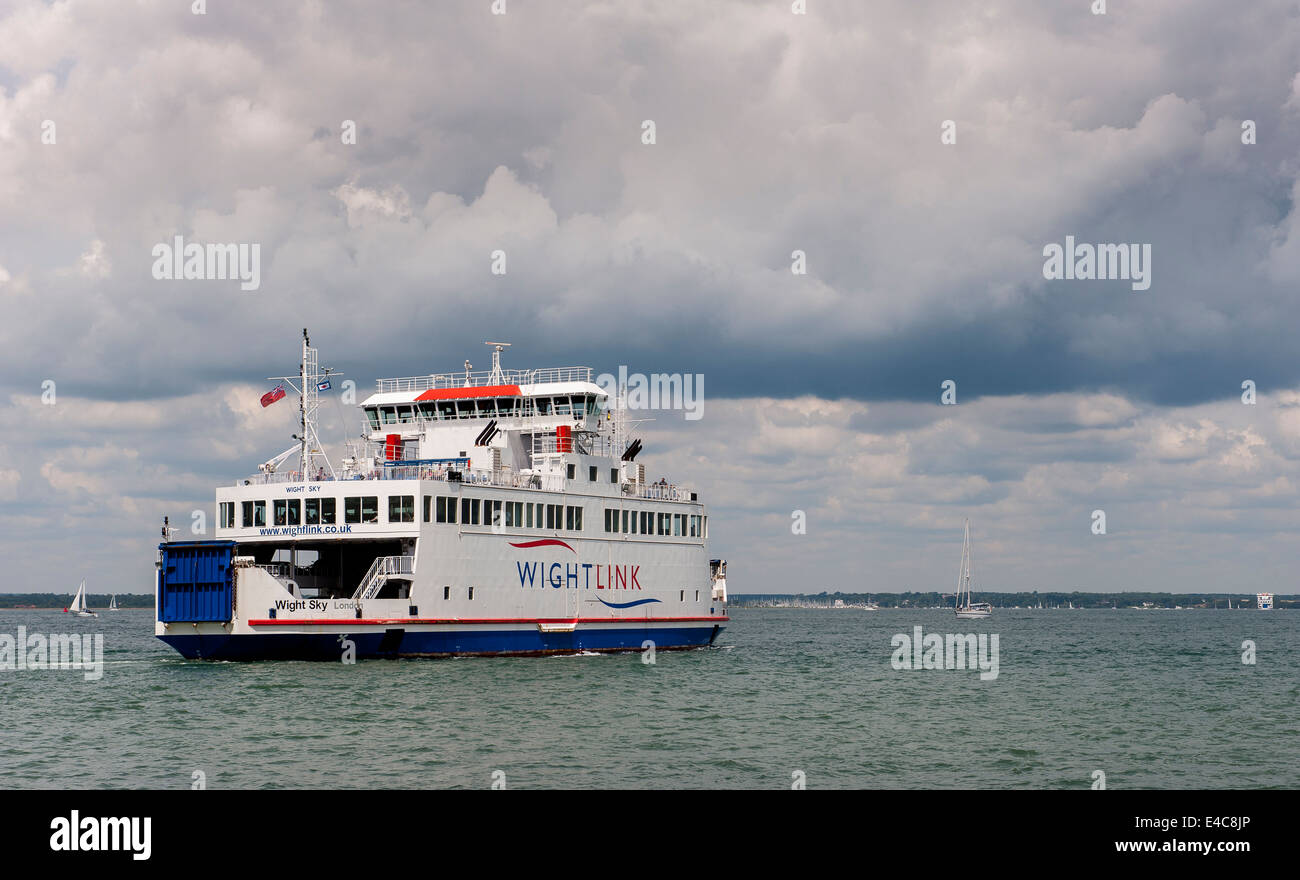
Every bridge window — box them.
[389,495,414,523]
[397,405,414,423]
[535,397,551,415]
[219,502,235,528]
[381,406,396,425]
[485,499,503,529]
[365,408,380,431]
[553,396,571,416]
[437,401,456,420]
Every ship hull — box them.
[159,622,723,661]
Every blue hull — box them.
[158,624,723,660]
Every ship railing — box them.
[530,432,618,458]
[255,562,294,580]
[353,555,416,601]
[622,481,693,502]
[374,366,593,394]
[236,466,569,489]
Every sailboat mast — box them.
[965,520,973,601]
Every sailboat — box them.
[953,519,992,619]
[108,594,119,611]
[67,580,98,618]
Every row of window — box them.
[223,496,415,528]
[431,587,699,601]
[366,394,602,429]
[220,496,701,535]
[428,496,583,530]
[603,509,706,538]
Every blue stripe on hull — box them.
[158,624,723,661]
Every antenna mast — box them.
[268,328,341,480]
[485,341,511,384]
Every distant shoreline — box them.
[732,591,1294,610]
[1,594,153,610]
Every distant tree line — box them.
[2,593,153,609]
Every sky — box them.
[1,0,1298,595]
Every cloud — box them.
[2,0,1299,593]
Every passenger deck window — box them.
[242,500,266,527]
[305,498,335,525]
[344,496,378,524]
[436,496,457,523]
[389,495,414,523]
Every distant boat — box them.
[863,597,879,611]
[108,594,119,611]
[953,519,991,619]
[66,580,98,618]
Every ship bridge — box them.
[358,344,622,472]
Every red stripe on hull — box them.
[247,616,730,626]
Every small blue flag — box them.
[317,380,331,391]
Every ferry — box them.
[155,333,728,660]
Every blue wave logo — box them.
[596,597,662,610]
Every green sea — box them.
[1,607,1295,789]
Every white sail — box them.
[109,594,118,611]
[954,519,991,618]
[69,580,86,613]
